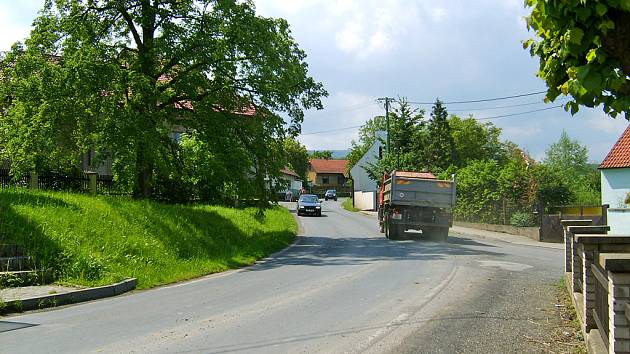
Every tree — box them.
[525,1,630,118]
[347,115,386,171]
[310,150,333,160]
[544,130,589,177]
[448,115,505,167]
[283,138,309,181]
[453,160,502,223]
[389,98,425,156]
[543,131,600,205]
[0,0,326,198]
[425,99,456,172]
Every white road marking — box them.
[478,260,533,272]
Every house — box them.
[308,159,349,195]
[599,124,630,234]
[350,131,386,210]
[280,167,303,194]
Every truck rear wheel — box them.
[389,224,403,240]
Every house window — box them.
[322,176,329,184]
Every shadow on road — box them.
[0,321,38,333]
[245,235,504,271]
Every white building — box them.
[599,125,630,234]
[350,131,386,210]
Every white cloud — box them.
[298,91,382,150]
[335,17,365,53]
[430,7,448,23]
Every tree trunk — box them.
[135,148,153,199]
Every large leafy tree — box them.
[0,0,326,198]
[525,0,630,118]
[283,138,309,181]
[543,130,599,204]
[309,150,333,160]
[448,115,505,167]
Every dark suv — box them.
[324,189,337,201]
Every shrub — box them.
[510,212,537,227]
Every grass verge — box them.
[341,197,360,212]
[550,277,587,353]
[0,188,296,289]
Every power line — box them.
[299,104,566,136]
[300,124,364,136]
[476,104,564,120]
[448,97,569,112]
[310,100,380,114]
[405,90,547,105]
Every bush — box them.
[510,212,537,227]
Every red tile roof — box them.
[280,168,300,179]
[599,125,630,169]
[309,159,349,174]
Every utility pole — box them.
[377,97,393,154]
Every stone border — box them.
[454,221,540,241]
[0,278,137,315]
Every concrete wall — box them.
[354,191,377,211]
[454,221,540,241]
[601,168,630,234]
[350,131,385,192]
[608,208,630,235]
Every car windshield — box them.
[299,195,319,203]
[326,190,335,194]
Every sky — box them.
[1,0,629,162]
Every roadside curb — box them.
[0,278,137,315]
[359,209,562,249]
[450,227,563,250]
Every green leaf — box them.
[595,3,607,16]
[586,49,597,63]
[568,28,584,45]
[598,20,615,33]
[582,71,602,92]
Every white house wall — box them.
[354,191,377,210]
[602,168,630,234]
[350,131,385,192]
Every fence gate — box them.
[539,205,608,242]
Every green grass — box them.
[0,189,297,289]
[341,198,360,212]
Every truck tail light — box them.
[392,209,402,220]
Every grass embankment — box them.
[341,197,360,212]
[0,189,296,289]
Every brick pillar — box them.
[562,220,593,273]
[29,171,38,190]
[608,272,630,353]
[582,244,598,331]
[86,172,97,195]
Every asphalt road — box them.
[0,200,563,353]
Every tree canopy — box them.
[309,150,333,160]
[0,0,327,199]
[525,0,630,118]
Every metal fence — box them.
[0,168,30,188]
[38,171,89,192]
[0,169,122,195]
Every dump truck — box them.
[378,170,457,241]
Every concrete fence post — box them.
[29,171,38,190]
[598,253,630,354]
[86,172,97,195]
[561,220,593,273]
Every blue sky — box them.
[2,0,628,162]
